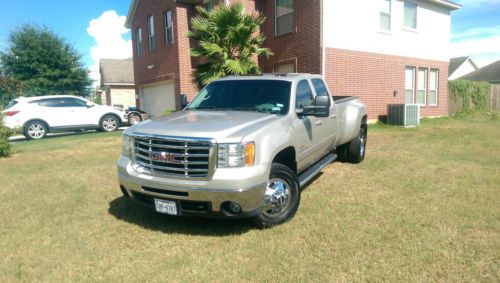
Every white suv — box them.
[2,95,128,139]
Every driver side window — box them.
[296,80,314,108]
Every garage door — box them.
[139,81,175,117]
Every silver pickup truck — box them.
[117,74,367,227]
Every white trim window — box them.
[379,0,391,31]
[136,28,143,56]
[417,68,427,105]
[405,66,415,104]
[404,1,417,30]
[147,15,155,51]
[275,0,294,36]
[164,10,173,45]
[203,0,223,11]
[429,69,439,106]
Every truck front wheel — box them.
[253,163,300,228]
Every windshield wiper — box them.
[231,107,267,113]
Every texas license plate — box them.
[154,198,178,215]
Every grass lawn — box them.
[0,115,499,281]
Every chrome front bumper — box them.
[117,156,268,218]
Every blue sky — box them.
[0,0,499,82]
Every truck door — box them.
[292,79,323,172]
[310,78,338,156]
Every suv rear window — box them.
[5,100,18,109]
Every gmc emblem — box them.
[150,152,180,163]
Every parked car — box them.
[2,95,128,139]
[117,74,367,227]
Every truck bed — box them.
[332,96,359,104]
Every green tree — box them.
[0,74,22,108]
[0,24,92,97]
[188,3,272,89]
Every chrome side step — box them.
[298,153,337,187]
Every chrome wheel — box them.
[27,123,46,139]
[263,178,292,218]
[359,128,366,157]
[128,114,142,125]
[102,116,118,131]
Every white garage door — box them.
[139,81,175,117]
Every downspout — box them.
[321,0,326,76]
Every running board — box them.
[298,153,337,187]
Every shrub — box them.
[0,110,15,157]
[449,80,490,117]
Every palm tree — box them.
[188,3,273,89]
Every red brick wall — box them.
[325,48,449,119]
[257,0,322,75]
[131,0,179,87]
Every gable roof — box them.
[426,0,461,10]
[99,58,134,86]
[449,56,478,76]
[460,60,500,84]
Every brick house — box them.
[125,0,460,119]
[99,58,136,108]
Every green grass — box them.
[0,117,499,282]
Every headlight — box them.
[122,135,134,159]
[218,142,255,168]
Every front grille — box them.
[132,135,214,178]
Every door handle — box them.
[315,120,322,126]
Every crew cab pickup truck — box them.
[117,74,367,227]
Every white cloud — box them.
[458,0,500,6]
[87,10,132,86]
[451,25,500,67]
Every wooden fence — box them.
[449,83,500,116]
[488,84,500,111]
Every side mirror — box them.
[179,94,189,109]
[86,102,95,108]
[313,95,330,117]
[298,96,330,117]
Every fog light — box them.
[228,202,241,214]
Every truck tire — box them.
[23,120,48,140]
[253,163,300,228]
[347,125,367,163]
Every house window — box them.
[136,28,143,56]
[164,10,173,44]
[404,1,417,29]
[147,15,155,51]
[275,0,294,36]
[296,80,314,108]
[276,62,295,74]
[417,68,427,105]
[203,0,223,11]
[429,69,439,106]
[379,0,391,31]
[405,67,415,104]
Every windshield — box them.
[5,99,18,110]
[186,80,291,115]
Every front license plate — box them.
[154,198,178,215]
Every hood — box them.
[126,110,282,142]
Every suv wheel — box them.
[253,163,300,228]
[24,121,48,140]
[100,115,119,132]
